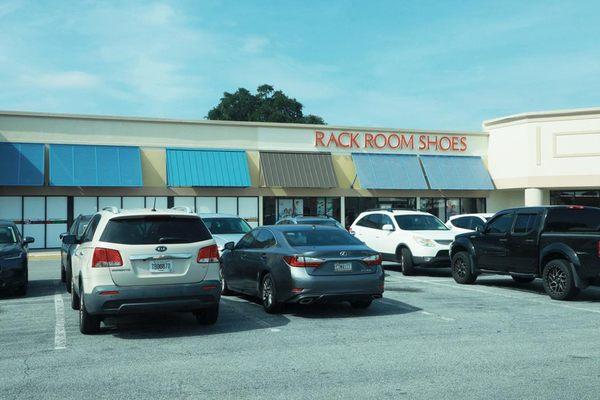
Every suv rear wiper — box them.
[158,237,188,244]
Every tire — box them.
[451,251,477,284]
[71,279,80,310]
[79,284,101,334]
[542,259,579,301]
[60,263,66,283]
[194,305,219,325]
[398,247,415,276]
[65,265,72,293]
[261,273,283,314]
[350,299,372,309]
[511,275,535,283]
[219,264,232,296]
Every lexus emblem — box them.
[156,246,167,252]
[339,251,347,256]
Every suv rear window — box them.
[100,216,212,244]
[545,207,600,232]
[283,229,362,247]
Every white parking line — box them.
[54,292,67,350]
[401,276,600,315]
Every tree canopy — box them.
[207,84,325,124]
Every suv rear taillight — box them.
[92,248,123,268]
[363,254,382,266]
[597,241,600,258]
[283,256,324,268]
[197,244,219,263]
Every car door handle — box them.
[76,250,84,256]
[499,238,508,243]
[524,239,535,243]
[260,253,268,260]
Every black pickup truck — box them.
[450,206,600,300]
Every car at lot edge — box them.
[64,207,221,334]
[199,213,252,252]
[60,214,92,292]
[276,215,344,229]
[0,220,34,295]
[349,209,456,275]
[450,205,600,300]
[220,225,384,312]
[446,213,494,234]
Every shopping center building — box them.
[1,107,599,248]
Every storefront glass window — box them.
[550,190,600,207]
[420,198,445,220]
[460,198,486,214]
[265,197,341,225]
[445,198,460,220]
[378,197,416,210]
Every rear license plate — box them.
[149,260,173,273]
[334,262,353,272]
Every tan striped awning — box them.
[259,151,338,188]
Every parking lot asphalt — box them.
[2,260,600,400]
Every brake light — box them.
[348,228,355,235]
[197,244,219,263]
[92,248,123,268]
[568,205,585,209]
[363,254,382,266]
[283,256,324,268]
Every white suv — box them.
[64,207,221,334]
[349,209,456,275]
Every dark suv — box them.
[450,206,600,300]
[0,220,34,295]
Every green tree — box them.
[207,84,325,124]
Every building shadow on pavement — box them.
[104,297,290,339]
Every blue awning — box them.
[49,144,142,186]
[352,153,428,190]
[0,142,45,186]
[167,149,251,187]
[420,155,494,190]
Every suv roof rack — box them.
[102,206,120,214]
[170,206,194,213]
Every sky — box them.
[1,0,600,131]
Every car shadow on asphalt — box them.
[0,278,59,300]
[101,297,290,339]
[476,277,600,302]
[282,297,422,319]
[384,263,452,278]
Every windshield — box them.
[203,217,252,234]
[395,214,449,231]
[283,229,363,247]
[100,216,212,244]
[0,226,17,244]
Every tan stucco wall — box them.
[141,147,166,187]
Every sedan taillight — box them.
[597,241,600,258]
[197,244,219,263]
[363,254,382,266]
[283,256,324,268]
[92,248,123,268]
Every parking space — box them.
[2,259,600,399]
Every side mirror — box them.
[62,234,79,245]
[59,232,68,240]
[476,225,484,233]
[224,241,235,251]
[382,224,394,232]
[23,236,35,245]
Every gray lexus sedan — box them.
[220,225,384,313]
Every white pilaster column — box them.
[524,188,544,206]
[258,195,264,226]
[340,196,345,226]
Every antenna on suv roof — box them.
[152,197,157,212]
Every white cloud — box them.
[141,3,175,25]
[20,71,100,89]
[242,36,270,54]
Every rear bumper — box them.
[283,268,384,304]
[83,280,221,315]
